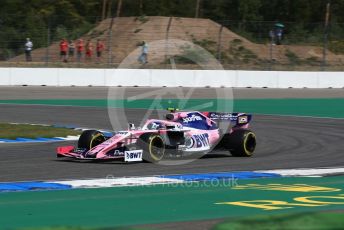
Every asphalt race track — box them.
[1,103,344,182]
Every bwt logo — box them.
[183,114,202,123]
[193,133,209,147]
[124,150,143,162]
[126,151,142,159]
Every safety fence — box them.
[1,17,344,71]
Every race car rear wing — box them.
[202,112,252,126]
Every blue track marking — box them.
[0,172,282,193]
[0,182,71,192]
[15,138,45,142]
[0,139,18,143]
[36,137,65,141]
[161,172,281,181]
[0,137,66,143]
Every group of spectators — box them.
[25,38,149,65]
[25,25,283,64]
[24,37,105,62]
[59,38,105,63]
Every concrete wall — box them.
[0,68,343,88]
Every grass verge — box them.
[0,123,81,139]
[212,212,344,230]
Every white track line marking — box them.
[51,177,184,188]
[256,167,344,176]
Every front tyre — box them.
[78,130,106,150]
[137,133,165,163]
[224,129,256,157]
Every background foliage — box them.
[1,0,343,59]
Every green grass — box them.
[35,212,344,230]
[212,212,344,230]
[1,98,344,118]
[23,228,150,230]
[0,123,81,139]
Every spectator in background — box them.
[68,40,75,61]
[273,23,284,45]
[96,39,105,62]
[269,30,275,45]
[76,39,84,62]
[59,39,68,62]
[25,38,33,61]
[275,28,283,45]
[85,40,93,61]
[138,41,148,64]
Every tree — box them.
[116,0,123,17]
[1,0,344,60]
[102,0,108,20]
[195,0,201,18]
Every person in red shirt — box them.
[59,39,68,62]
[85,40,93,61]
[76,39,84,62]
[96,39,105,62]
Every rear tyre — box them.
[78,130,106,150]
[223,129,256,157]
[137,133,165,163]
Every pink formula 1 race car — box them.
[57,109,257,163]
